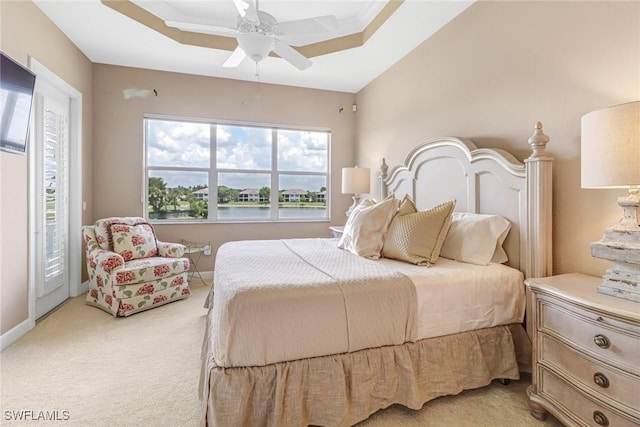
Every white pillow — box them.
[440,212,511,265]
[337,197,400,259]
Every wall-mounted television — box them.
[1,52,36,155]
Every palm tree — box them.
[259,186,270,203]
[148,177,168,213]
[167,188,181,211]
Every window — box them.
[144,116,330,222]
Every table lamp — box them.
[581,100,640,302]
[342,166,370,217]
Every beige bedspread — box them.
[208,238,417,368]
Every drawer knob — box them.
[594,334,610,349]
[593,372,610,388]
[593,411,609,426]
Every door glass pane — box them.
[43,102,67,280]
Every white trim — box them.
[79,280,90,295]
[28,57,83,331]
[0,318,32,351]
[192,270,214,281]
[142,113,332,133]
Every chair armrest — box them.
[157,241,186,258]
[90,249,125,275]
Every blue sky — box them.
[147,119,328,191]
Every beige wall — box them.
[92,64,356,272]
[356,0,640,278]
[0,1,93,335]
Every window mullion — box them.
[271,128,278,220]
[209,124,217,221]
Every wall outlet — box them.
[204,245,211,256]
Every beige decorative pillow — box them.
[337,197,400,259]
[395,194,417,216]
[382,199,456,266]
[110,223,158,261]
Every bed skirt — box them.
[199,323,531,427]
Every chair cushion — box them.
[111,223,158,261]
[113,257,190,289]
[94,217,149,251]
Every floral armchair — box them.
[82,217,191,316]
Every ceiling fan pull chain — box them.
[256,63,261,100]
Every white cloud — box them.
[148,120,210,167]
[277,130,328,172]
[147,119,329,191]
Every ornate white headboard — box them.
[380,122,553,279]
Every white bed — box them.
[382,257,526,341]
[199,123,553,426]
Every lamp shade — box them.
[342,166,370,194]
[581,101,640,188]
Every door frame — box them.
[28,57,83,326]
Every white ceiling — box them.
[33,0,474,93]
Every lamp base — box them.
[593,255,640,302]
[590,193,640,303]
[345,195,361,218]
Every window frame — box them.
[143,114,331,224]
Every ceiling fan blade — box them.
[233,0,259,24]
[165,20,237,35]
[273,42,312,71]
[276,15,338,36]
[223,46,247,68]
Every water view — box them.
[150,206,327,221]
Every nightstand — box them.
[525,273,640,426]
[329,226,344,239]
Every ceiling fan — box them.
[166,0,339,71]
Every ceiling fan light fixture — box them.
[236,32,274,63]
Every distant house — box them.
[317,190,326,203]
[192,187,208,201]
[238,189,261,202]
[281,189,308,202]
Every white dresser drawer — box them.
[539,367,639,427]
[539,333,640,416]
[526,274,640,425]
[539,299,640,375]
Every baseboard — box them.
[190,270,213,282]
[1,318,33,352]
[76,280,89,296]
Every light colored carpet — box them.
[1,280,562,426]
